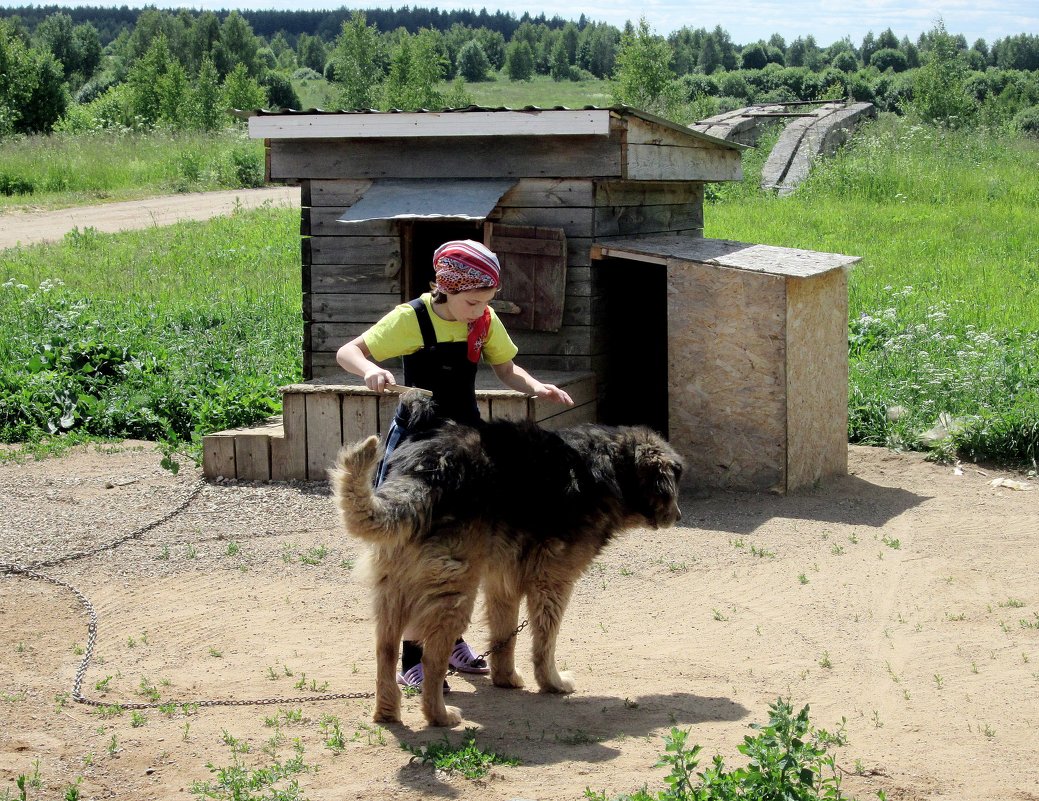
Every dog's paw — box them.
[539,671,575,694]
[428,705,463,727]
[373,707,402,725]
[491,669,525,689]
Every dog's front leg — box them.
[420,633,462,727]
[527,580,576,694]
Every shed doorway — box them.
[403,220,484,300]
[600,256,670,437]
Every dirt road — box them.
[0,186,300,250]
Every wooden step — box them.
[202,370,596,482]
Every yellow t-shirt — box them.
[363,293,518,365]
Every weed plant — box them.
[0,129,265,210]
[0,205,300,465]
[586,698,861,801]
[708,114,1039,465]
[402,727,520,779]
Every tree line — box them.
[2,4,1038,140]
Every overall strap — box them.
[409,297,438,349]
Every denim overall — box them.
[374,298,481,486]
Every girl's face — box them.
[440,286,497,323]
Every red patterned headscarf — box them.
[432,240,501,363]
[433,240,501,293]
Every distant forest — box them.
[1,4,573,46]
[2,3,1037,140]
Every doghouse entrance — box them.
[402,220,484,300]
[600,257,669,436]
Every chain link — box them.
[1,476,530,709]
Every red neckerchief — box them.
[467,309,491,363]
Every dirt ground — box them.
[1,442,1037,801]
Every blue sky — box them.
[9,0,1038,46]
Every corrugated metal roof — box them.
[337,178,516,223]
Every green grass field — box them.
[1,112,1037,466]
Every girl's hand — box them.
[364,367,396,393]
[536,384,574,406]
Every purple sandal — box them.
[397,664,451,693]
[448,640,490,674]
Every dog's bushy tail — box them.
[329,436,424,544]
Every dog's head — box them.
[624,427,684,528]
[394,390,442,436]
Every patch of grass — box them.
[402,727,519,779]
[586,698,852,801]
[0,205,301,466]
[190,736,310,801]
[0,129,265,211]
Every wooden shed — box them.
[202,106,858,493]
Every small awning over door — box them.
[337,179,517,223]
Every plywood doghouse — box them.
[202,106,858,492]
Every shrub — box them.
[870,47,909,72]
[677,73,719,100]
[1013,105,1039,137]
[717,72,753,101]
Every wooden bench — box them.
[202,370,596,482]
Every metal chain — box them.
[476,619,528,662]
[0,479,377,709]
[1,476,531,709]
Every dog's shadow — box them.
[394,686,748,796]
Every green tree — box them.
[505,40,534,80]
[1,21,67,135]
[187,10,220,74]
[127,33,174,125]
[221,61,268,112]
[871,47,909,72]
[329,11,383,110]
[189,55,223,131]
[214,11,260,77]
[383,29,445,110]
[612,17,682,119]
[550,38,571,81]
[457,39,490,82]
[697,34,722,74]
[741,42,768,70]
[297,32,327,73]
[912,20,976,126]
[157,59,190,127]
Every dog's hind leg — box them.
[526,576,578,694]
[418,629,463,727]
[484,571,525,689]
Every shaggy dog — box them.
[330,395,684,727]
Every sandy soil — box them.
[1,442,1037,801]
[0,186,300,251]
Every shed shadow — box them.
[678,473,929,536]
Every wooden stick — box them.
[385,383,433,396]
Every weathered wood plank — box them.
[497,206,594,238]
[593,204,704,238]
[305,393,342,480]
[537,401,598,429]
[304,179,373,207]
[309,263,401,294]
[488,396,530,420]
[272,394,307,481]
[342,395,379,444]
[202,435,235,479]
[305,209,399,236]
[498,178,595,208]
[269,136,623,181]
[235,430,273,481]
[307,349,593,378]
[531,373,596,420]
[594,180,704,206]
[624,142,742,182]
[253,109,614,139]
[307,293,414,323]
[306,235,400,265]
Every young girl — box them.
[336,239,573,689]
